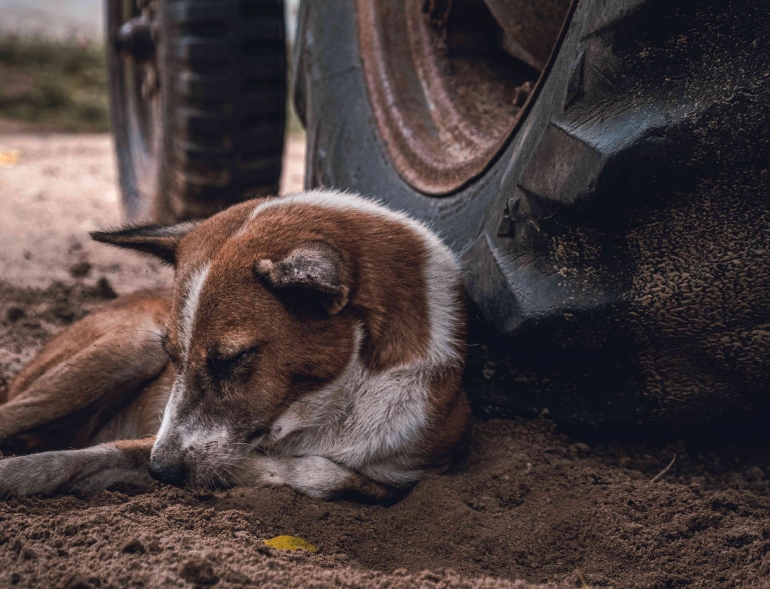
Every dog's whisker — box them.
[219,465,243,486]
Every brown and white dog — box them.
[0,190,470,501]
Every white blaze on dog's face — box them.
[105,204,358,488]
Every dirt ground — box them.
[2,134,770,589]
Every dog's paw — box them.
[0,454,65,497]
[0,456,27,497]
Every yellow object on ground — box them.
[263,535,319,553]
[0,149,20,167]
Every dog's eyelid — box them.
[208,345,260,368]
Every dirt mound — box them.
[3,280,770,588]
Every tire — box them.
[107,0,286,224]
[294,0,770,435]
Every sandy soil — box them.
[1,134,770,589]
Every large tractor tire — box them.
[294,0,770,435]
[107,0,286,223]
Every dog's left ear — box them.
[90,222,199,266]
[254,241,350,315]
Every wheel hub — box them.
[356,0,571,195]
[115,17,156,62]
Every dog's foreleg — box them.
[234,454,402,502]
[1,291,170,450]
[0,332,168,447]
[0,437,154,496]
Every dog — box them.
[0,190,470,501]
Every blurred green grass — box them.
[0,34,304,137]
[0,35,110,133]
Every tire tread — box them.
[170,0,286,217]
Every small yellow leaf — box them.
[263,535,318,553]
[0,149,20,168]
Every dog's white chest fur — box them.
[251,191,464,487]
[262,327,429,486]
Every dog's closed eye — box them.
[206,347,259,382]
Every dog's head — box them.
[91,201,364,487]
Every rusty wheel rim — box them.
[356,0,574,195]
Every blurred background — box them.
[0,0,304,290]
[2,1,104,41]
[0,0,302,134]
[0,0,109,133]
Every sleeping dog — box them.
[0,190,470,501]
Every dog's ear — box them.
[254,241,350,315]
[90,222,199,266]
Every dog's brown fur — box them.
[0,191,470,500]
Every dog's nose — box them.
[148,461,187,486]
